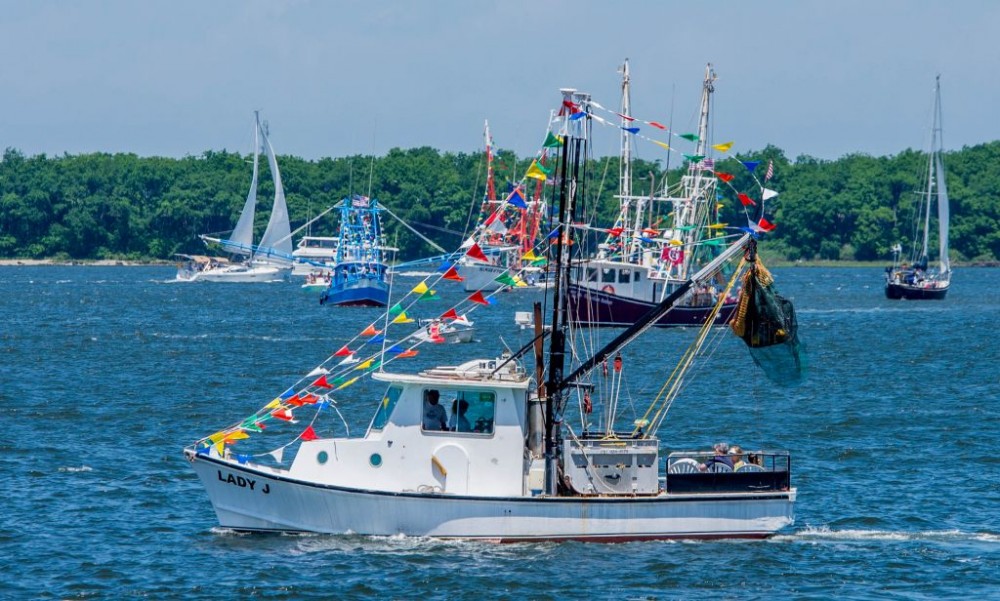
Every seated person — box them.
[422,390,447,431]
[729,445,746,470]
[449,399,472,432]
[699,442,734,472]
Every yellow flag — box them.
[525,161,548,180]
[707,223,728,229]
[712,141,734,153]
[355,359,373,371]
[214,441,225,455]
[208,430,229,444]
[392,312,415,324]
[225,430,250,441]
[336,376,359,390]
[670,239,683,246]
[264,398,281,410]
[412,282,429,295]
[522,250,539,261]
[652,140,670,151]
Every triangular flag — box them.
[286,394,304,407]
[386,345,404,354]
[279,387,296,400]
[680,133,699,142]
[762,188,779,201]
[388,303,403,314]
[300,426,319,442]
[468,291,490,305]
[338,353,359,366]
[621,126,640,134]
[306,366,329,377]
[360,324,381,337]
[652,140,670,151]
[683,154,706,163]
[506,189,528,209]
[392,312,415,324]
[412,281,429,295]
[441,308,459,321]
[300,393,319,404]
[453,314,473,326]
[336,377,359,390]
[442,267,464,282]
[737,193,757,207]
[542,132,562,148]
[522,249,540,262]
[224,430,249,442]
[264,398,282,410]
[397,349,419,358]
[525,160,549,180]
[334,345,352,357]
[235,454,250,464]
[716,172,735,183]
[741,161,760,172]
[271,408,294,421]
[312,375,333,389]
[241,420,264,433]
[607,227,624,237]
[545,227,560,240]
[419,291,439,301]
[466,243,489,263]
[755,217,777,232]
[268,448,285,463]
[569,111,586,121]
[437,261,453,272]
[494,273,518,286]
[648,121,667,130]
[711,141,734,153]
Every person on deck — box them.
[699,442,734,472]
[422,390,447,431]
[449,399,472,432]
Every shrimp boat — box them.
[181,111,293,283]
[885,75,951,300]
[568,62,738,326]
[318,195,395,307]
[184,88,795,541]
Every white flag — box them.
[762,188,779,201]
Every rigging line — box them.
[641,259,745,436]
[380,204,447,253]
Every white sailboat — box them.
[178,112,293,283]
[885,75,951,300]
[184,88,796,541]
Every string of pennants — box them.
[195,99,781,459]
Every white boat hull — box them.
[460,263,507,292]
[178,265,289,283]
[188,453,794,541]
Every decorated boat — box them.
[568,62,749,326]
[181,111,293,283]
[318,195,395,307]
[185,86,800,541]
[885,75,951,300]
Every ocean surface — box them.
[1,265,998,600]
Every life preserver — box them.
[601,285,615,294]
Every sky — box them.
[2,0,999,164]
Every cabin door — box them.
[433,444,470,494]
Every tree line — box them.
[0,142,997,263]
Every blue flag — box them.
[741,161,760,172]
[507,189,527,209]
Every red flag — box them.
[397,349,419,358]
[440,308,459,321]
[300,425,319,441]
[442,267,464,282]
[333,346,352,357]
[468,291,489,305]
[360,324,381,336]
[286,394,304,407]
[300,393,319,404]
[738,193,757,207]
[271,408,294,421]
[466,243,489,263]
[615,112,636,122]
[716,172,735,183]
[756,217,777,232]
[648,121,667,130]
[607,227,624,238]
[312,375,333,389]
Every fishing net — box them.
[730,258,806,385]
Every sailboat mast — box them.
[933,75,950,276]
[484,120,497,203]
[921,81,938,265]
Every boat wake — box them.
[780,526,1000,544]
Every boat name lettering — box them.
[217,470,270,494]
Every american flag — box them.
[699,158,715,170]
[764,160,774,182]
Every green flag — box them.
[388,303,403,314]
[680,133,699,142]
[494,273,519,286]
[543,132,562,148]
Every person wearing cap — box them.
[729,445,746,470]
[699,442,734,472]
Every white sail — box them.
[257,125,293,263]
[935,153,950,275]
[223,114,260,256]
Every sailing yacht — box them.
[184,87,795,541]
[885,76,951,300]
[177,112,293,283]
[568,62,738,327]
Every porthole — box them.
[317,451,329,465]
[369,453,383,467]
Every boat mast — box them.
[544,88,587,496]
[920,77,939,267]
[933,75,950,276]
[485,120,497,203]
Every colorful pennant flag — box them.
[494,273,519,286]
[680,133,699,142]
[522,249,541,262]
[397,349,419,358]
[440,308,459,321]
[542,132,562,148]
[468,291,490,305]
[271,408,294,422]
[507,189,528,209]
[652,140,670,151]
[279,387,296,400]
[525,160,550,181]
[716,172,735,183]
[412,281,430,295]
[466,243,489,263]
[300,426,319,442]
[741,161,760,172]
[388,303,403,315]
[712,141,734,153]
[621,126,640,134]
[683,154,706,163]
[442,266,464,282]
[737,193,757,207]
[312,375,333,389]
[762,188,779,201]
[336,377,359,391]
[648,121,667,130]
[360,324,381,337]
[392,312,415,324]
[755,217,777,232]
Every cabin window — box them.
[601,268,616,283]
[422,388,495,435]
[618,269,631,283]
[634,271,641,282]
[371,386,402,431]
[586,267,598,282]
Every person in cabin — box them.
[449,399,472,432]
[422,390,448,431]
[729,445,746,470]
[699,442,734,472]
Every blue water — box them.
[1,266,998,599]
